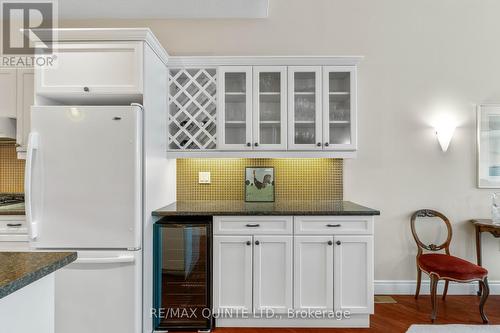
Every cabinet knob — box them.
[255,240,260,245]
[254,142,259,147]
[336,240,341,246]
[316,142,322,147]
[83,86,90,92]
[327,240,333,246]
[246,241,251,246]
[246,142,251,147]
[325,142,329,147]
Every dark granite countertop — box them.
[0,203,25,215]
[0,252,77,299]
[153,200,380,217]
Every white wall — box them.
[62,0,500,282]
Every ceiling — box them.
[58,0,269,19]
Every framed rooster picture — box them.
[245,167,275,202]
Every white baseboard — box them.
[375,280,500,295]
[216,315,369,328]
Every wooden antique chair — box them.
[410,209,490,323]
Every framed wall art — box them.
[477,104,500,188]
[245,167,275,202]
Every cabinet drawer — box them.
[0,216,27,235]
[36,42,143,100]
[294,216,373,235]
[214,216,293,235]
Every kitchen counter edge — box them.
[0,252,77,299]
[152,201,380,217]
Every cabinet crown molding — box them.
[167,56,363,68]
[31,28,169,66]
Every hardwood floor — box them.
[214,295,500,333]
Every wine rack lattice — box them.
[168,68,217,150]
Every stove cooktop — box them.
[0,194,24,207]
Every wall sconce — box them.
[434,122,456,152]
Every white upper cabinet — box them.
[218,66,288,151]
[218,66,253,150]
[334,235,374,314]
[167,56,362,158]
[16,68,34,155]
[0,68,34,158]
[0,68,17,118]
[168,68,217,150]
[35,42,143,102]
[288,66,322,150]
[323,66,357,150]
[252,66,287,150]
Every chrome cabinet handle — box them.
[326,224,341,227]
[327,240,333,246]
[246,223,260,228]
[336,240,341,246]
[246,241,251,246]
[7,223,22,227]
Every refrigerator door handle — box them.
[130,103,143,110]
[25,132,39,240]
[74,255,136,264]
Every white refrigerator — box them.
[26,105,143,333]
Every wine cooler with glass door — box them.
[153,217,212,331]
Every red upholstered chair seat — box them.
[418,253,488,281]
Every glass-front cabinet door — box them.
[287,66,322,150]
[322,66,357,150]
[252,66,287,150]
[218,66,252,150]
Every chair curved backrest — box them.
[410,209,452,256]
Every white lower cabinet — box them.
[294,236,333,310]
[0,215,28,244]
[213,234,293,313]
[213,215,374,327]
[254,235,293,313]
[213,235,253,312]
[334,235,374,314]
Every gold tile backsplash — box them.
[177,158,343,201]
[0,143,24,193]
